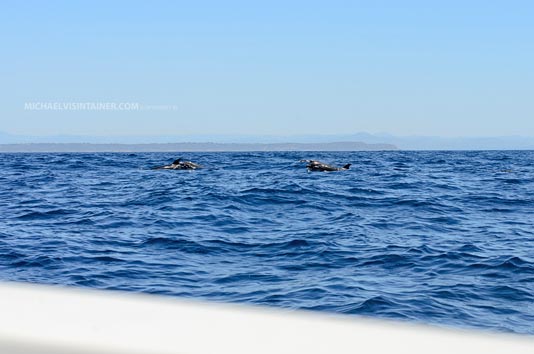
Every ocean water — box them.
[0,151,533,334]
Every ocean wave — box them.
[0,150,533,334]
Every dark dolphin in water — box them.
[153,158,202,170]
[300,160,351,172]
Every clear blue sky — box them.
[1,1,533,137]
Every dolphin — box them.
[153,158,202,170]
[300,160,351,172]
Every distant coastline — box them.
[0,141,397,153]
[2,131,533,150]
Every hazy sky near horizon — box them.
[1,1,533,137]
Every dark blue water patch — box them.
[16,208,77,220]
[10,254,63,268]
[0,151,533,334]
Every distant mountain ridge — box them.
[0,141,396,152]
[1,131,533,150]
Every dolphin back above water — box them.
[153,158,202,170]
[300,160,351,172]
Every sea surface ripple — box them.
[0,151,533,334]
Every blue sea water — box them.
[0,151,533,334]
